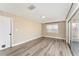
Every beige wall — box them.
[0,11,42,46]
[42,21,66,39]
[12,16,42,46]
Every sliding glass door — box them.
[69,10,79,56]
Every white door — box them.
[0,16,11,50]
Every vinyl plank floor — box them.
[0,37,72,56]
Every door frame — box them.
[66,4,79,44]
[10,17,13,48]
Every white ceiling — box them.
[0,3,71,23]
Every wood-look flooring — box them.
[0,37,72,56]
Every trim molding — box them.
[43,36,65,40]
[68,43,74,56]
[12,36,41,47]
[12,36,65,47]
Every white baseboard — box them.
[43,36,65,40]
[12,36,41,47]
[12,36,65,47]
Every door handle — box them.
[9,33,12,35]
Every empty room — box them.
[0,3,79,56]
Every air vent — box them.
[28,5,36,10]
[2,44,6,48]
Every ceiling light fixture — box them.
[42,16,46,18]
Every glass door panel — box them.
[69,10,79,56]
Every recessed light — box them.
[42,16,46,18]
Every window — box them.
[46,24,58,33]
[72,23,79,39]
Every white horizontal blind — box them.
[46,24,58,33]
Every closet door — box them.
[0,16,11,50]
